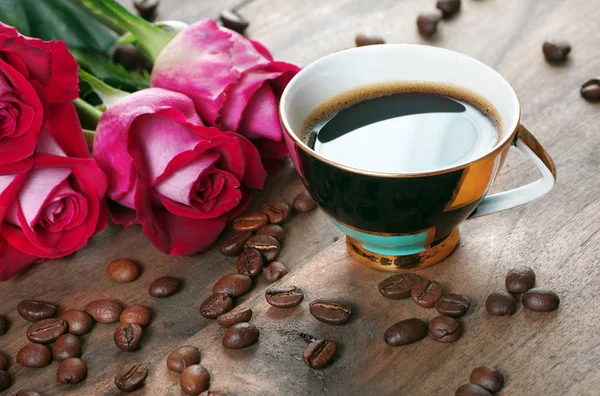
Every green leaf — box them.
[0,0,31,35]
[78,69,129,107]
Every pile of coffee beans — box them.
[455,365,505,395]
[416,0,461,37]
[164,345,222,394]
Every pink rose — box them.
[0,23,79,168]
[0,106,108,280]
[93,88,267,255]
[150,19,300,163]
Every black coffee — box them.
[303,82,501,173]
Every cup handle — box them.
[469,125,557,218]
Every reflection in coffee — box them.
[302,82,502,173]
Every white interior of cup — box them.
[280,44,520,175]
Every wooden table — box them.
[2,0,600,394]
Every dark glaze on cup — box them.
[17,343,52,368]
[485,291,517,316]
[84,299,122,323]
[200,294,233,319]
[57,358,87,385]
[245,235,280,263]
[260,201,291,224]
[217,309,253,328]
[411,280,444,308]
[148,276,180,297]
[256,224,286,242]
[114,324,143,352]
[265,286,304,307]
[180,365,210,395]
[236,249,264,277]
[60,310,94,335]
[120,305,151,327]
[469,366,505,393]
[53,334,82,362]
[167,345,201,373]
[18,300,56,322]
[384,318,428,346]
[428,316,461,343]
[522,288,560,312]
[212,274,253,297]
[222,322,260,349]
[219,231,252,256]
[26,318,67,343]
[435,294,470,318]
[378,273,423,299]
[309,300,352,325]
[302,340,337,369]
[115,363,148,392]
[505,266,536,293]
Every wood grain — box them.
[2,0,600,395]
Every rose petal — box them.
[44,102,90,158]
[224,131,267,188]
[0,236,40,280]
[249,40,274,61]
[238,82,282,142]
[253,138,290,161]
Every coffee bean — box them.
[114,323,143,352]
[17,391,41,396]
[200,391,227,396]
[213,273,253,297]
[0,315,7,335]
[0,352,7,370]
[84,299,122,323]
[220,9,249,34]
[384,318,428,346]
[411,280,444,308]
[26,318,67,344]
[60,310,94,335]
[18,300,56,322]
[245,235,280,263]
[428,316,461,343]
[455,383,493,396]
[485,291,517,316]
[522,288,560,312]
[222,322,260,349]
[262,261,288,283]
[236,248,264,277]
[120,305,151,327]
[57,357,87,385]
[435,294,470,318]
[302,339,336,369]
[181,365,210,395]
[167,345,201,373]
[232,212,268,232]
[200,293,233,319]
[257,224,286,242]
[505,266,536,293]
[112,44,144,71]
[17,343,52,367]
[0,369,10,391]
[470,366,505,393]
[309,300,352,325]
[417,12,442,37]
[149,276,180,297]
[581,78,600,102]
[107,258,140,283]
[265,286,304,308]
[542,40,571,63]
[219,231,252,256]
[378,273,423,300]
[293,192,317,212]
[260,201,290,224]
[217,308,253,328]
[355,33,385,47]
[437,0,461,17]
[133,0,158,21]
[53,334,82,362]
[115,363,148,392]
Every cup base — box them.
[346,228,460,272]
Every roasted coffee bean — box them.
[213,274,253,297]
[219,231,252,256]
[378,273,423,300]
[581,78,600,102]
[417,12,442,37]
[232,212,268,232]
[293,192,317,212]
[57,358,87,385]
[505,266,536,293]
[437,0,461,16]
[245,235,280,263]
[309,300,352,325]
[485,291,517,316]
[455,384,493,396]
[120,305,151,327]
[167,345,201,373]
[222,322,260,349]
[200,391,227,396]
[302,339,336,369]
[262,261,288,283]
[220,9,249,34]
[260,201,291,224]
[149,276,180,297]
[522,288,560,312]
[17,391,41,396]
[265,286,304,308]
[115,363,148,392]
[470,366,505,393]
[18,300,56,322]
[435,294,470,318]
[411,280,444,308]
[84,299,122,323]
[0,352,7,370]
[53,334,82,362]
[0,370,10,392]
[200,293,233,319]
[429,316,461,343]
[257,224,286,242]
[542,40,571,63]
[384,318,428,346]
[114,323,143,352]
[107,258,141,283]
[181,365,210,395]
[355,33,385,47]
[217,309,253,328]
[0,315,7,335]
[112,44,143,71]
[133,0,158,21]
[236,248,264,277]
[60,310,93,335]
[26,318,67,343]
[17,343,52,367]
